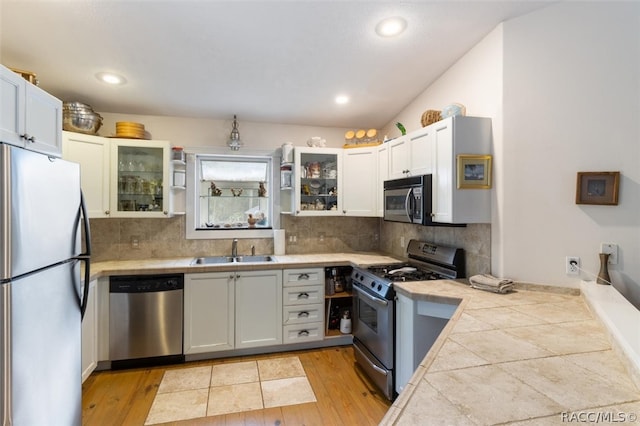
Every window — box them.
[186,153,277,239]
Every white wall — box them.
[383,2,640,307]
[501,2,640,305]
[97,112,349,151]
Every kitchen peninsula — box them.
[88,253,640,425]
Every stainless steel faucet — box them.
[231,238,238,258]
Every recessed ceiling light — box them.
[375,16,407,37]
[335,95,349,105]
[95,72,126,85]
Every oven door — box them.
[352,284,394,369]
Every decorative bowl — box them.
[63,111,103,135]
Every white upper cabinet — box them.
[293,147,343,216]
[342,147,378,217]
[1,64,62,157]
[387,127,433,180]
[376,143,389,217]
[431,116,492,224]
[62,131,111,218]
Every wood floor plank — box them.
[82,346,390,426]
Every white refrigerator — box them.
[0,142,91,425]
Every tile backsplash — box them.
[89,215,490,276]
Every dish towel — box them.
[469,274,514,294]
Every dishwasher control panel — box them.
[110,274,184,293]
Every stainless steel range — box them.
[351,240,465,400]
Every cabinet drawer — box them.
[283,285,324,306]
[283,268,324,287]
[283,303,324,325]
[283,322,324,344]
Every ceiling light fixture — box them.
[95,72,126,85]
[375,16,407,37]
[335,95,349,105]
[228,115,242,151]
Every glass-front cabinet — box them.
[109,139,170,217]
[294,147,342,216]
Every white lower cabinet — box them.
[395,292,457,394]
[282,268,324,343]
[235,270,283,349]
[184,272,235,354]
[184,270,282,354]
[81,279,98,382]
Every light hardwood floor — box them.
[82,346,391,425]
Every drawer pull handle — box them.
[297,292,309,299]
[298,311,309,318]
[298,273,310,280]
[298,330,310,337]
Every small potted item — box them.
[247,214,258,227]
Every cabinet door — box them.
[81,279,97,383]
[387,136,409,180]
[235,270,282,349]
[408,126,433,176]
[0,65,26,146]
[110,139,170,218]
[342,147,377,216]
[432,120,454,223]
[184,273,234,354]
[395,292,414,394]
[24,83,62,157]
[62,132,110,218]
[376,143,389,217]
[294,147,342,216]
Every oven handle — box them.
[353,341,389,376]
[353,284,388,307]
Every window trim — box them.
[185,150,280,240]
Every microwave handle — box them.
[405,188,414,222]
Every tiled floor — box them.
[144,356,316,425]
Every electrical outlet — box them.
[318,232,325,242]
[566,256,580,275]
[400,236,405,248]
[288,235,297,245]
[600,243,618,265]
[131,236,140,249]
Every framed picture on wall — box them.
[575,171,620,205]
[457,154,492,189]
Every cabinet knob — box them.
[20,134,35,142]
[343,210,347,214]
[163,211,168,215]
[105,210,110,215]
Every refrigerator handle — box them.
[77,190,92,320]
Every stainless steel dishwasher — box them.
[109,274,184,368]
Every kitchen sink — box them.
[191,256,235,265]
[191,255,275,265]
[234,255,274,263]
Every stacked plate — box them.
[115,121,146,139]
[63,102,103,135]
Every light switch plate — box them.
[600,243,618,265]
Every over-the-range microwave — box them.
[383,175,434,225]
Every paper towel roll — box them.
[274,229,285,255]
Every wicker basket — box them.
[421,110,441,127]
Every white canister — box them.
[340,312,351,334]
[281,142,294,164]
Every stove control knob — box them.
[377,284,382,291]
[370,282,376,288]
[354,272,360,280]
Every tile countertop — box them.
[88,253,403,281]
[382,280,640,425]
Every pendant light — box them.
[228,115,242,151]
